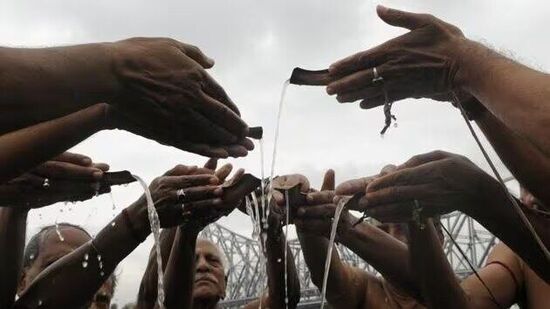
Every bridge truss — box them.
[199,211,496,308]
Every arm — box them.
[407,219,469,309]
[135,228,177,309]
[0,208,28,308]
[473,102,550,204]
[162,226,198,309]
[245,218,300,309]
[0,103,108,183]
[458,41,550,156]
[338,218,420,299]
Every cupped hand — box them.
[359,150,499,222]
[105,37,253,158]
[0,152,110,209]
[295,170,354,238]
[327,5,468,108]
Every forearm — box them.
[0,45,118,133]
[468,182,550,283]
[296,232,354,308]
[408,220,469,309]
[15,203,149,308]
[457,40,550,156]
[0,103,109,184]
[163,226,198,309]
[264,228,300,309]
[0,208,27,308]
[136,228,177,309]
[475,107,550,204]
[339,223,420,298]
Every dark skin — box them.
[0,153,109,309]
[346,150,550,283]
[0,38,253,158]
[14,164,235,308]
[17,227,116,309]
[326,5,549,157]
[137,162,300,309]
[295,170,422,309]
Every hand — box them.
[326,5,468,108]
[356,151,499,222]
[271,174,311,206]
[295,170,354,238]
[105,37,253,158]
[0,152,111,209]
[335,164,396,196]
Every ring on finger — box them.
[177,189,187,201]
[372,67,384,83]
[43,178,50,188]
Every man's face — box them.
[19,226,114,308]
[192,240,226,302]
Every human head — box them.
[19,223,116,308]
[192,239,227,304]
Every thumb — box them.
[321,169,335,191]
[376,5,429,30]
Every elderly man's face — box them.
[192,239,226,302]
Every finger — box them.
[225,144,249,158]
[272,190,285,206]
[34,161,105,180]
[365,184,436,207]
[174,41,215,68]
[306,191,335,205]
[359,95,386,109]
[327,69,375,96]
[53,152,93,166]
[397,150,451,169]
[239,138,255,151]
[376,5,431,30]
[174,140,230,159]
[180,185,223,201]
[164,174,219,188]
[336,86,383,103]
[225,168,244,186]
[214,163,233,182]
[335,176,373,196]
[184,198,224,213]
[365,202,417,223]
[367,164,432,192]
[196,90,248,138]
[379,164,397,176]
[92,163,110,172]
[204,158,218,170]
[296,204,336,219]
[184,107,240,144]
[321,169,335,191]
[164,165,198,176]
[202,72,241,115]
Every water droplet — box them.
[394,122,398,128]
[111,222,116,227]
[100,271,105,277]
[84,253,89,261]
[59,209,64,213]
[123,183,128,187]
[38,299,43,306]
[97,255,102,262]
[82,261,88,268]
[277,258,282,263]
[55,223,65,242]
[29,254,35,260]
[63,201,68,206]
[42,179,50,188]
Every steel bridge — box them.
[199,211,496,308]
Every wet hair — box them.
[22,223,91,268]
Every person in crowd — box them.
[136,160,300,309]
[405,187,549,309]
[9,160,257,308]
[0,37,253,183]
[0,153,110,308]
[18,223,117,309]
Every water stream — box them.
[133,175,165,309]
[283,190,290,309]
[320,197,349,308]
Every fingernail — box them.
[82,158,92,165]
[93,171,104,180]
[377,4,389,13]
[326,86,335,95]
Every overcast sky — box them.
[1,0,547,305]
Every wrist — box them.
[125,200,151,241]
[452,39,494,94]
